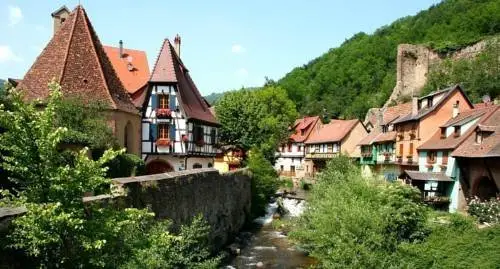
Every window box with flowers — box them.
[406,155,413,163]
[397,133,404,141]
[383,152,392,162]
[362,152,373,158]
[196,139,205,147]
[181,134,189,143]
[156,108,172,118]
[156,138,171,147]
[396,155,403,163]
[409,130,417,139]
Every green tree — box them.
[215,86,297,161]
[247,149,279,218]
[0,82,217,268]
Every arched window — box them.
[193,163,202,169]
[208,163,213,168]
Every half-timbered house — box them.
[141,36,220,173]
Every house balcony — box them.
[305,152,338,160]
[279,171,296,177]
[360,152,376,165]
[382,152,394,163]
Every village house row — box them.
[10,6,220,174]
[275,85,499,213]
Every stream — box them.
[224,194,316,268]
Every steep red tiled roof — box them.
[452,106,500,158]
[419,107,496,151]
[149,39,218,125]
[18,6,137,114]
[306,119,359,144]
[103,45,150,95]
[289,116,320,143]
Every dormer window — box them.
[300,129,305,136]
[427,97,433,108]
[454,126,461,137]
[382,125,388,133]
[427,151,437,164]
[476,131,483,144]
[440,127,446,139]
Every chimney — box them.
[174,34,181,57]
[119,40,124,58]
[412,97,418,117]
[51,6,70,35]
[452,101,460,118]
[376,109,383,132]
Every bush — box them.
[247,148,279,218]
[290,155,429,268]
[105,153,146,178]
[468,196,500,224]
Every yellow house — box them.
[214,146,244,173]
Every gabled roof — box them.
[372,131,397,144]
[418,107,495,151]
[452,106,500,158]
[289,116,320,143]
[18,6,137,114]
[393,85,473,124]
[51,5,70,17]
[306,119,359,144]
[358,131,379,146]
[148,39,218,125]
[103,45,150,95]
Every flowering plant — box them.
[156,138,171,146]
[156,108,172,118]
[468,196,500,224]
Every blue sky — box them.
[1,0,441,95]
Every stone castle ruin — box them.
[384,40,487,108]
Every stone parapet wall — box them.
[112,168,252,250]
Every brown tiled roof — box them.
[418,107,495,151]
[306,119,359,144]
[403,170,453,182]
[103,45,150,95]
[373,131,397,143]
[18,6,137,114]
[358,131,380,146]
[383,102,413,125]
[452,106,500,158]
[149,39,219,125]
[477,124,496,132]
[290,116,320,143]
[393,85,473,124]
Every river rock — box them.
[228,243,241,255]
[256,261,264,268]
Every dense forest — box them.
[277,0,500,120]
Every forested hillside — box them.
[278,0,500,120]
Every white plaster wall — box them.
[275,156,305,172]
[187,157,215,170]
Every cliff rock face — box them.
[384,41,487,107]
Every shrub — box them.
[468,196,500,224]
[247,148,279,218]
[290,155,429,268]
[105,153,146,178]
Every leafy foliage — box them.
[0,82,217,268]
[278,0,500,120]
[215,86,297,161]
[247,149,279,218]
[105,153,146,178]
[290,155,429,268]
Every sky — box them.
[1,0,441,95]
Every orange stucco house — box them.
[392,85,474,170]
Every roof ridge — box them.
[58,6,79,85]
[79,6,117,109]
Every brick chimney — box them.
[376,109,384,132]
[412,97,419,117]
[174,34,181,57]
[51,6,70,35]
